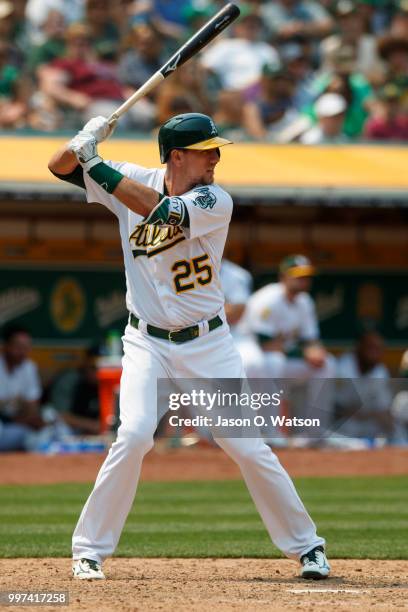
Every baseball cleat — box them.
[72,558,105,580]
[300,545,330,579]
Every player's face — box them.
[284,275,312,294]
[5,332,32,366]
[179,149,220,186]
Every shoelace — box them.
[302,546,325,565]
[81,559,100,571]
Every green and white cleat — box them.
[300,546,331,580]
[72,558,105,580]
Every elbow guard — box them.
[142,196,190,228]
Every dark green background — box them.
[1,267,407,343]
[0,267,127,342]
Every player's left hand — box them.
[69,133,103,171]
[81,115,116,143]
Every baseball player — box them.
[220,258,253,336]
[48,113,330,581]
[238,255,336,435]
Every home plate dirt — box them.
[1,559,407,611]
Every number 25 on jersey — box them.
[172,254,213,293]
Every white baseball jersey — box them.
[84,161,233,328]
[220,259,252,305]
[239,282,319,352]
[0,356,41,416]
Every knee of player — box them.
[115,427,154,454]
[217,436,273,464]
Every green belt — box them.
[130,313,223,344]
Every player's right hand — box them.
[68,133,103,171]
[303,344,327,369]
[81,115,116,143]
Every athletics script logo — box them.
[129,224,185,258]
[0,287,41,325]
[193,187,217,209]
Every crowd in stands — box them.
[1,256,408,452]
[1,0,408,142]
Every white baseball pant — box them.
[72,322,324,563]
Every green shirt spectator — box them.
[27,37,65,74]
[0,63,19,98]
[303,72,373,138]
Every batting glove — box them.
[69,133,103,171]
[81,115,116,143]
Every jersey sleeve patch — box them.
[141,196,190,228]
[192,187,217,209]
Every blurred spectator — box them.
[26,0,84,40]
[377,35,408,106]
[6,0,30,63]
[127,0,190,41]
[301,93,349,143]
[182,4,214,39]
[38,24,123,127]
[0,325,42,452]
[243,64,299,141]
[389,0,408,38]
[0,0,26,67]
[200,10,279,91]
[46,347,101,435]
[85,0,120,58]
[0,40,29,128]
[110,0,135,40]
[356,0,388,35]
[37,23,127,129]
[364,83,408,140]
[320,0,384,84]
[118,21,166,91]
[26,10,66,74]
[335,330,394,440]
[306,46,374,137]
[261,0,333,42]
[154,0,191,29]
[118,21,167,127]
[280,40,317,110]
[213,90,248,141]
[0,0,405,143]
[156,59,212,125]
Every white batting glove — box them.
[81,115,116,143]
[68,133,103,171]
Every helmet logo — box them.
[163,53,181,74]
[193,186,217,209]
[209,119,217,135]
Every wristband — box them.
[88,162,124,194]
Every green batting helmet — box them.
[158,113,232,163]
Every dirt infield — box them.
[2,448,407,610]
[1,558,407,611]
[1,446,408,484]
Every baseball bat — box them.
[108,3,240,125]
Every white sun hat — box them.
[315,93,347,117]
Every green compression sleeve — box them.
[88,162,124,194]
